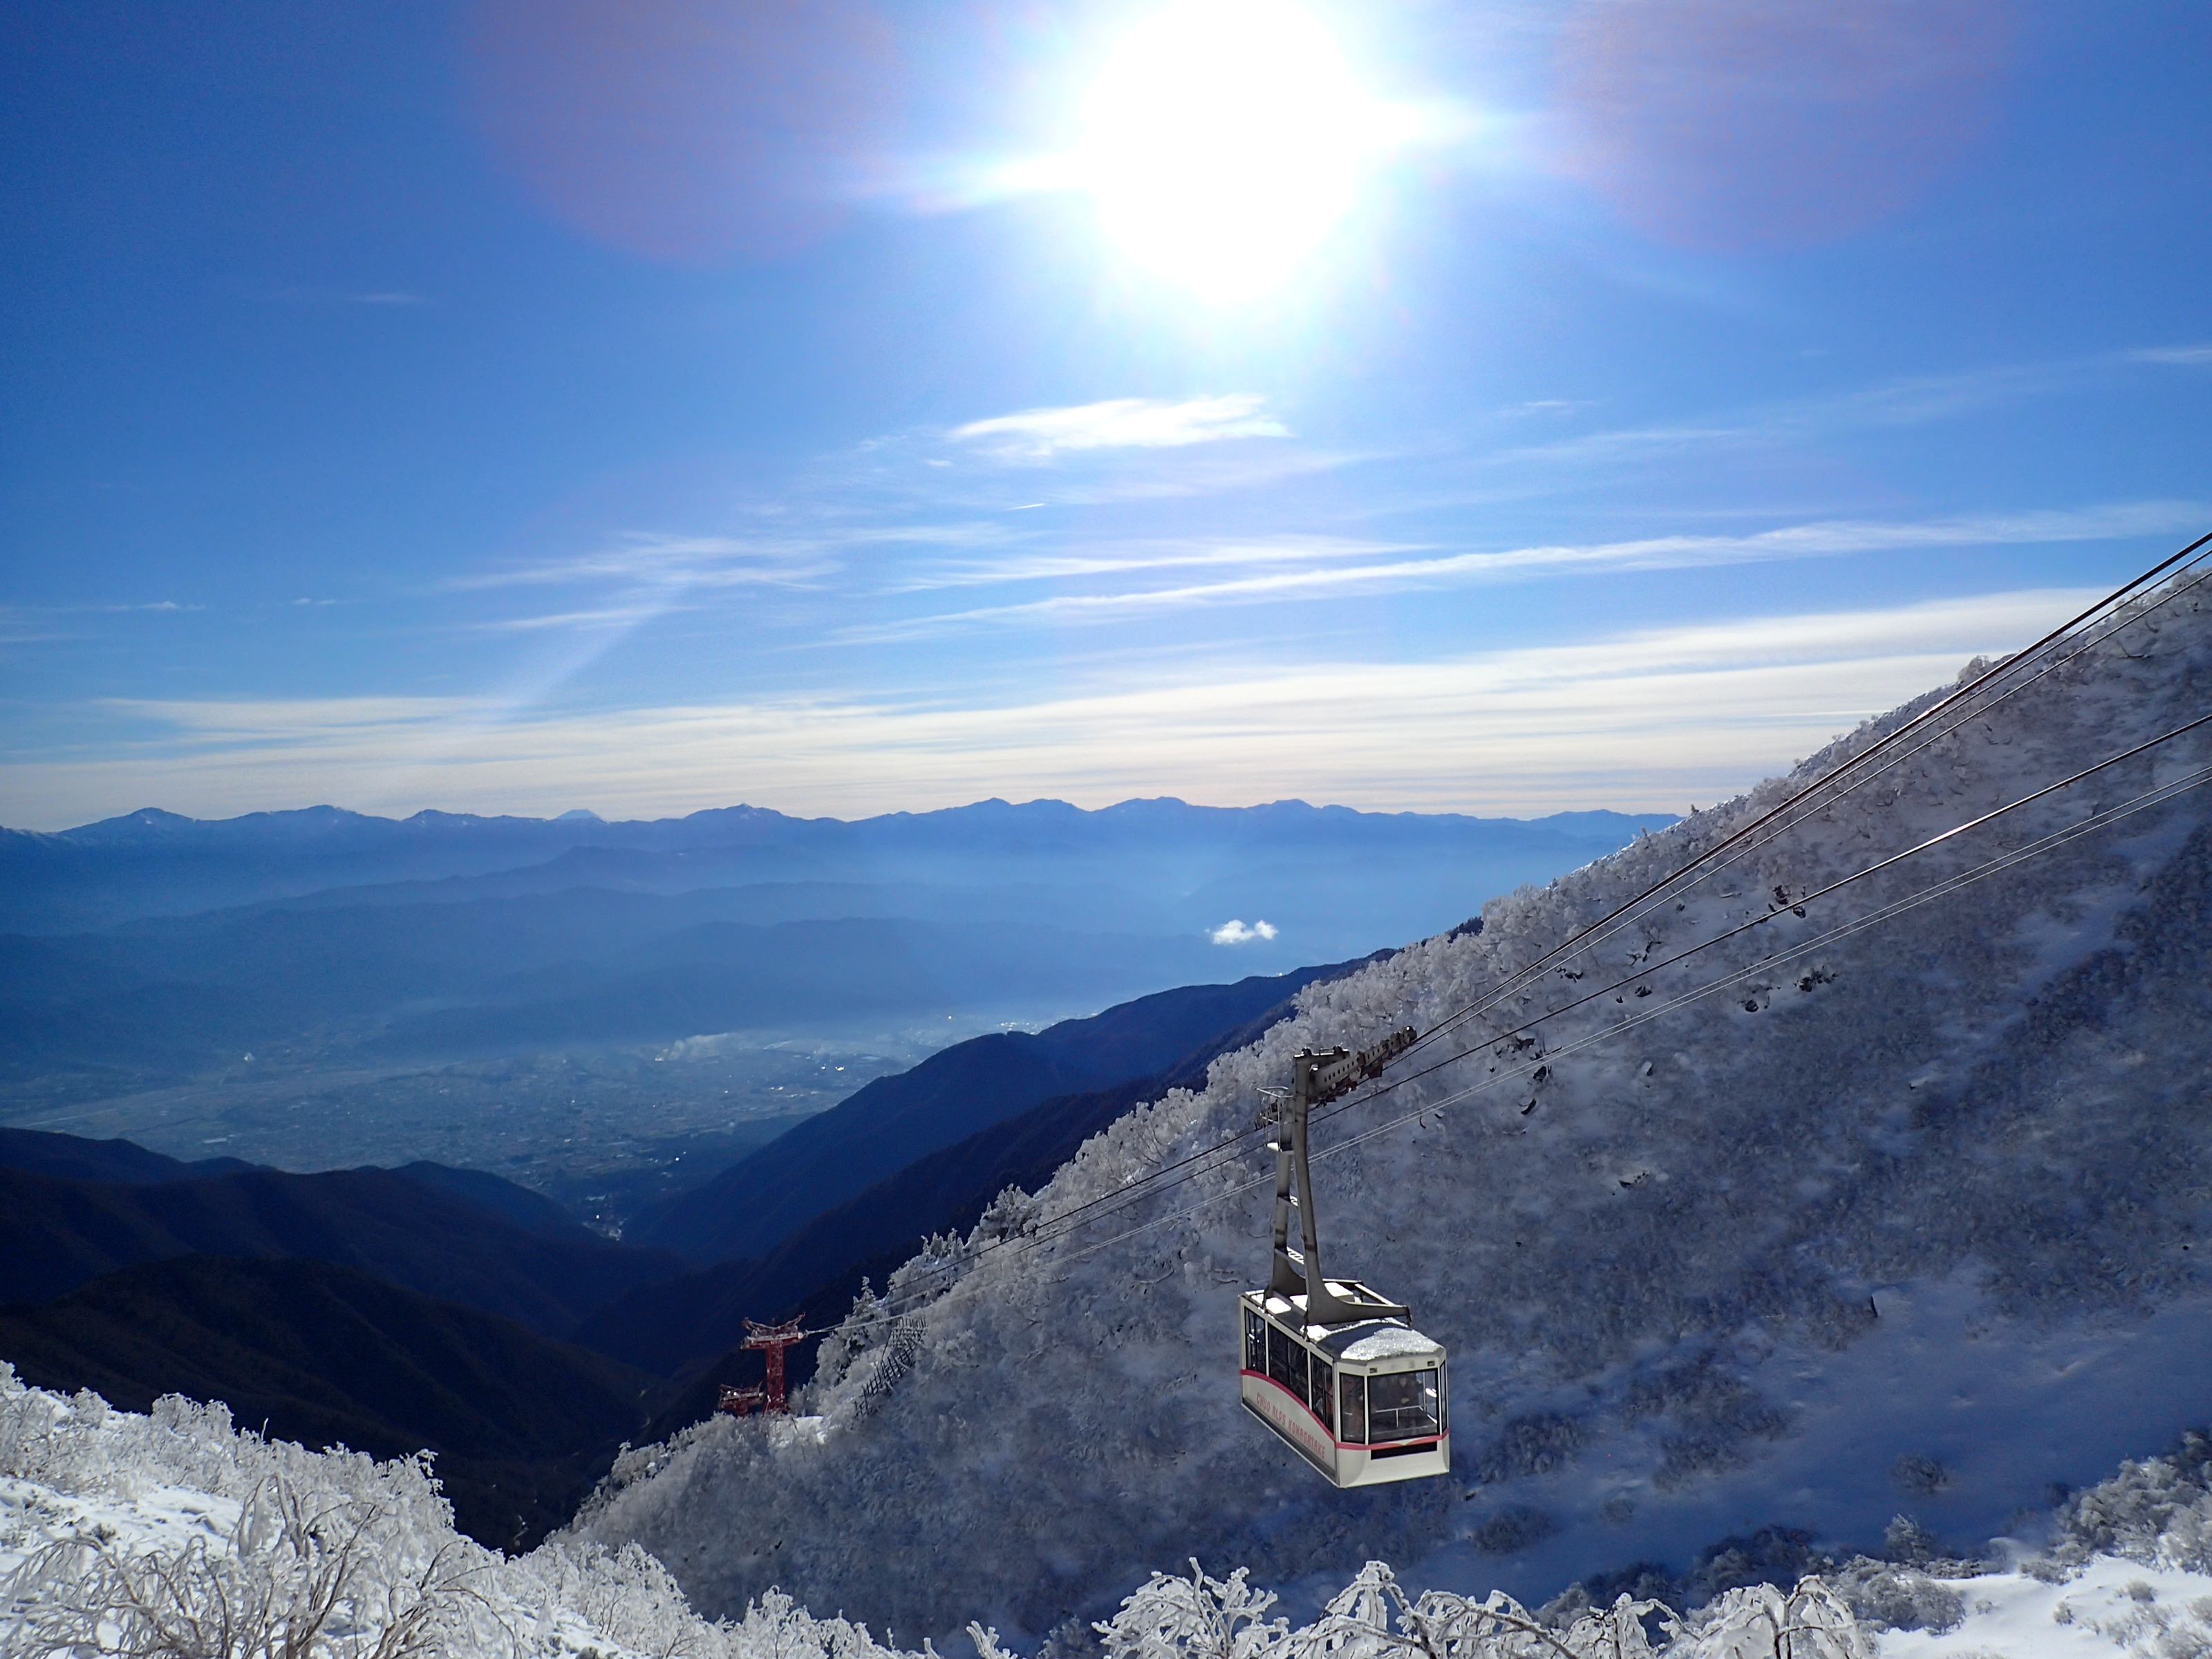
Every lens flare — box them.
[1556,0,2013,253]
[463,0,900,264]
[1078,1,1381,300]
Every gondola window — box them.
[1266,1322,1306,1403]
[1338,1374,1366,1444]
[1367,1369,1443,1441]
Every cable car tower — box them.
[1239,1028,1450,1487]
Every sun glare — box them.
[1079,1,1381,301]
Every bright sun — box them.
[1078,1,1380,301]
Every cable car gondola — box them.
[1239,1032,1450,1488]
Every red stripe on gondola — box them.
[1241,1369,1443,1453]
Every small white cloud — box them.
[2133,345,2212,366]
[269,286,429,308]
[951,395,1288,462]
[1210,919,1279,945]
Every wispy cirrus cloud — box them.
[466,605,675,635]
[838,502,2208,641]
[268,286,430,308]
[424,353,2209,649]
[949,394,1289,462]
[1489,344,2212,475]
[444,532,835,593]
[887,534,1419,593]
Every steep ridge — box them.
[577,953,1396,1379]
[566,583,2212,1643]
[0,1125,259,1183]
[630,965,1376,1266]
[0,1255,669,1549]
[0,1161,687,1332]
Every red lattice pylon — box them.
[716,1317,807,1417]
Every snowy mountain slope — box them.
[565,581,2212,1642]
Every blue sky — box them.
[3,0,2207,831]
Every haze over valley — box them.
[0,796,1665,1223]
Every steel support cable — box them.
[959,539,2212,1254]
[1297,708,2212,1123]
[890,710,2212,1304]
[845,749,2202,1340]
[780,746,2212,1342]
[1395,537,2212,1066]
[1032,756,2212,1277]
[986,659,2212,1268]
[1408,550,2212,1054]
[1002,707,2212,1273]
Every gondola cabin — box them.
[1239,1282,1449,1488]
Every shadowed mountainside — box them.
[583,948,1409,1384]
[0,1254,669,1550]
[0,1156,688,1333]
[0,1125,260,1183]
[627,962,1383,1266]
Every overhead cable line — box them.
[998,705,2212,1271]
[1037,750,2212,1275]
[1394,532,2212,1065]
[839,724,2212,1331]
[946,539,2212,1255]
[799,550,2211,1340]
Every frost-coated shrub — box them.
[1086,1560,1874,1659]
[0,1359,1890,1659]
[5,1469,486,1659]
[2041,1430,2212,1577]
[0,1365,921,1659]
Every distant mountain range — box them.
[0,799,1671,939]
[0,796,1666,1100]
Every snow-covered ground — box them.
[1884,1557,2212,1659]
[567,581,2212,1642]
[0,1364,915,1658]
[8,1360,2212,1658]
